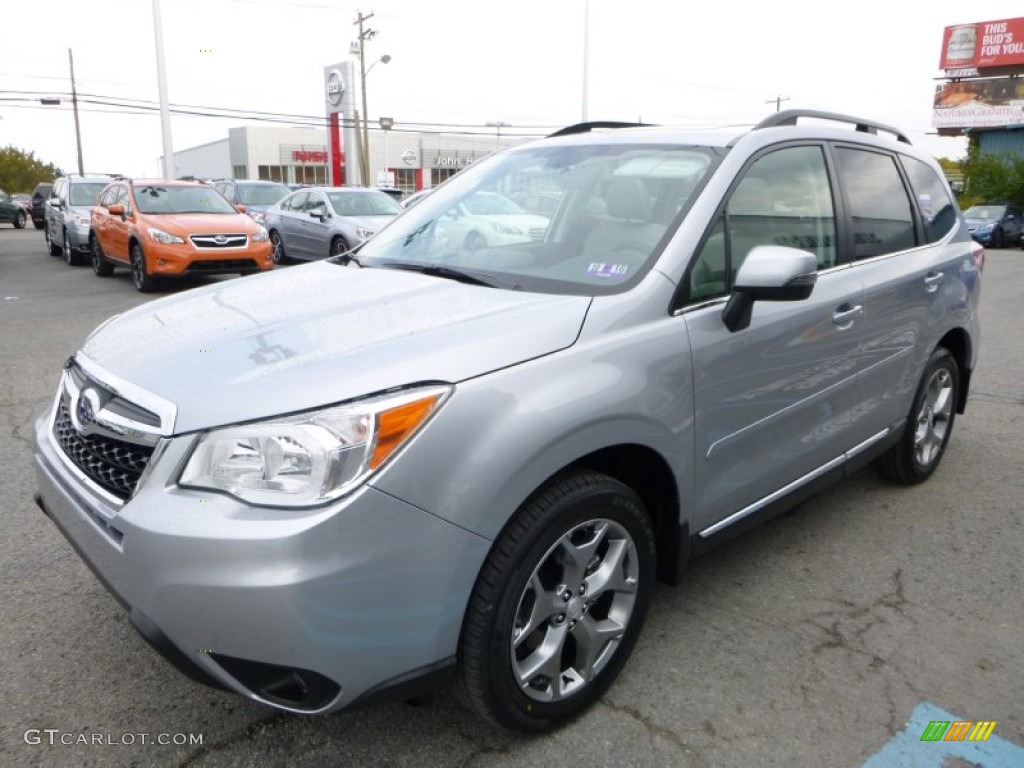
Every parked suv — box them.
[961,202,1022,248]
[88,178,273,291]
[45,173,114,265]
[33,111,981,732]
[211,178,290,225]
[30,182,53,229]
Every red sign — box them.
[940,18,1024,70]
[293,150,328,163]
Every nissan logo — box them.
[326,69,346,107]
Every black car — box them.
[31,182,54,229]
[0,188,29,228]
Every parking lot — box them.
[1,225,1021,767]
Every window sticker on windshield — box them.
[587,262,629,279]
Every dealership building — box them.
[171,124,525,194]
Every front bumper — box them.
[33,405,489,713]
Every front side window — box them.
[688,145,836,302]
[835,147,915,260]
[357,143,714,295]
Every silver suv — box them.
[33,111,982,732]
[45,173,114,265]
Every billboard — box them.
[939,18,1024,71]
[933,77,1024,130]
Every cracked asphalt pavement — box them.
[1,227,1021,767]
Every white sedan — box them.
[437,191,550,251]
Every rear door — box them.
[833,147,969,431]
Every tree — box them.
[962,143,1024,207]
[0,146,62,193]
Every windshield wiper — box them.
[378,262,496,287]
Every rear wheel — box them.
[457,470,655,732]
[33,219,45,230]
[874,347,959,485]
[130,242,159,293]
[91,234,114,277]
[14,210,26,229]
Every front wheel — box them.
[131,242,159,292]
[270,231,288,265]
[14,210,26,229]
[64,229,84,266]
[91,234,114,277]
[45,227,61,256]
[330,236,350,257]
[458,471,655,732]
[874,347,959,485]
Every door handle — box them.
[832,304,864,329]
[924,271,944,292]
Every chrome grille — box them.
[53,398,154,500]
[189,233,248,249]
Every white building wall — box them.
[173,138,231,179]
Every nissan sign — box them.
[326,69,345,107]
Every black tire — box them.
[457,470,655,732]
[130,242,159,293]
[330,236,350,257]
[64,229,83,266]
[270,231,288,265]
[33,219,45,230]
[91,234,114,277]
[45,227,61,256]
[14,210,26,229]
[874,347,959,485]
[464,231,486,251]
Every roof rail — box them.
[754,109,911,144]
[547,120,654,138]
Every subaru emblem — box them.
[214,235,228,245]
[73,388,101,433]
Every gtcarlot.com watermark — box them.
[24,729,203,746]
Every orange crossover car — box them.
[89,178,274,291]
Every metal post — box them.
[68,49,84,174]
[152,0,175,178]
[582,0,590,122]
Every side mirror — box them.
[722,245,818,333]
[49,195,62,207]
[235,204,247,214]
[309,209,327,222]
[108,204,125,216]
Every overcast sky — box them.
[1,0,1021,180]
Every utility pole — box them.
[354,11,375,187]
[152,0,175,178]
[766,95,790,112]
[68,49,84,174]
[581,0,590,121]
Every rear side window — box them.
[900,156,957,244]
[835,147,915,260]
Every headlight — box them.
[975,223,994,233]
[253,225,269,242]
[355,227,376,240]
[178,385,450,507]
[250,211,266,224]
[147,227,184,245]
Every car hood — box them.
[80,262,590,433]
[138,212,257,233]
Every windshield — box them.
[327,191,404,216]
[962,205,1006,220]
[134,185,239,215]
[238,183,290,205]
[355,142,715,295]
[69,182,108,207]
